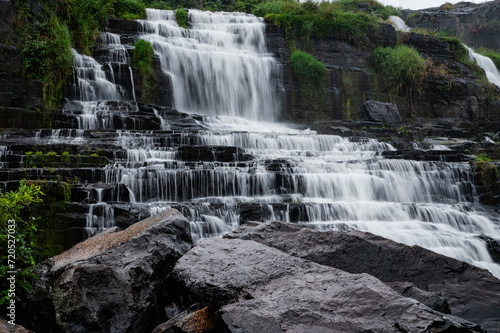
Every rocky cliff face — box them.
[267,22,500,127]
[403,1,500,52]
[0,1,45,129]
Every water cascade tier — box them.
[0,9,499,279]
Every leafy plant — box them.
[253,0,378,47]
[291,50,328,109]
[176,8,189,29]
[373,44,428,95]
[133,40,157,104]
[114,0,146,20]
[0,182,44,304]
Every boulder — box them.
[359,100,402,123]
[20,209,193,333]
[173,237,483,333]
[0,320,33,333]
[151,305,218,333]
[225,221,500,332]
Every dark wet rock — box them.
[178,145,252,162]
[173,237,483,333]
[237,202,273,224]
[389,282,451,314]
[20,209,193,333]
[403,1,500,52]
[478,235,500,264]
[225,221,500,332]
[359,100,402,123]
[471,160,500,205]
[382,149,473,162]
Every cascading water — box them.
[389,15,500,88]
[465,45,500,87]
[51,8,500,279]
[138,9,282,120]
[389,15,411,32]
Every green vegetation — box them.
[14,0,146,111]
[24,151,108,168]
[411,27,455,38]
[133,40,157,104]
[114,0,146,20]
[337,0,400,20]
[16,8,73,111]
[176,8,189,29]
[477,47,500,70]
[254,0,378,46]
[440,2,453,10]
[0,182,44,304]
[373,44,428,95]
[475,153,492,163]
[291,50,327,109]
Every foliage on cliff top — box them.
[0,182,44,304]
[114,0,147,20]
[254,0,379,45]
[143,0,264,12]
[373,44,428,96]
[337,0,400,20]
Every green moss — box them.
[133,40,157,104]
[24,151,109,168]
[476,153,492,163]
[291,50,327,110]
[373,44,428,95]
[176,9,189,29]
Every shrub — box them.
[19,15,73,110]
[176,8,189,29]
[373,44,428,95]
[338,0,400,20]
[257,1,378,47]
[0,182,44,304]
[133,40,157,103]
[67,0,114,55]
[291,50,328,109]
[113,0,146,20]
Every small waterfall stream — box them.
[465,45,500,87]
[58,9,500,278]
[389,15,500,88]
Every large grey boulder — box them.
[173,237,482,333]
[360,100,402,123]
[225,221,500,332]
[21,209,193,333]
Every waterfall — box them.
[138,9,282,120]
[389,15,500,88]
[465,45,500,87]
[50,9,500,279]
[389,15,411,32]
